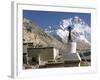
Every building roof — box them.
[27,47,58,49]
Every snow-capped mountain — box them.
[44,16,91,45]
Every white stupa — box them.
[63,26,81,67]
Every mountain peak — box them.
[58,16,87,30]
[72,16,83,24]
[44,16,91,44]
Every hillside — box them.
[23,18,65,50]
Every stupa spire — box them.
[68,26,73,42]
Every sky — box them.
[23,10,91,28]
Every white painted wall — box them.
[23,44,28,53]
[70,42,77,53]
[53,48,59,60]
[66,42,77,53]
[38,55,46,65]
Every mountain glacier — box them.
[44,16,91,45]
